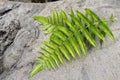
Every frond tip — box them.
[30,8,115,78]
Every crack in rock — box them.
[0,2,21,16]
[0,9,12,16]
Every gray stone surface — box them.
[0,0,120,80]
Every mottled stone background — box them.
[0,0,120,80]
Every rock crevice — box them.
[0,19,21,74]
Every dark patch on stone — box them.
[0,31,6,37]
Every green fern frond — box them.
[29,8,115,78]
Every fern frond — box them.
[29,8,115,78]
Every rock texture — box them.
[0,0,120,80]
[0,19,21,73]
